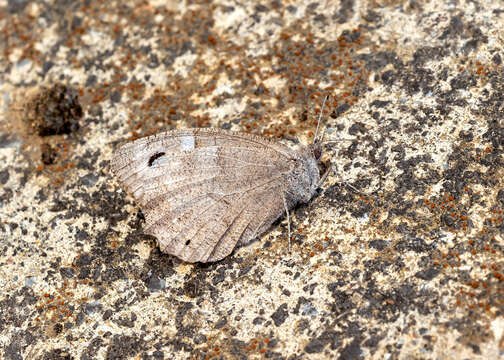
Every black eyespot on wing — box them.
[148,152,166,167]
[185,240,191,246]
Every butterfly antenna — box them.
[314,95,328,144]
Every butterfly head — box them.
[286,147,321,203]
[310,141,323,161]
[309,138,332,190]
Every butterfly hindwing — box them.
[153,180,285,262]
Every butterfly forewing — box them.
[110,128,298,262]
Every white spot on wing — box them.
[151,154,170,167]
[180,136,195,151]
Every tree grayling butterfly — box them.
[110,98,331,263]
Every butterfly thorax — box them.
[284,145,321,203]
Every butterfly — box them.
[110,101,331,263]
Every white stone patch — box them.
[213,6,248,35]
[81,29,109,48]
[149,0,180,10]
[358,213,369,223]
[1,90,12,112]
[196,98,244,121]
[171,51,198,78]
[8,57,33,83]
[213,83,233,96]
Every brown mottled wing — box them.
[110,128,294,263]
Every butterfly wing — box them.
[110,128,295,262]
[146,176,287,262]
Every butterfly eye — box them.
[148,152,166,167]
[313,148,321,160]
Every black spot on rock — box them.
[334,0,354,24]
[286,5,297,13]
[412,46,449,67]
[402,68,435,95]
[41,143,57,165]
[76,229,89,241]
[7,0,28,13]
[110,90,121,103]
[212,266,226,285]
[75,253,92,267]
[183,278,201,297]
[394,236,431,253]
[492,53,502,65]
[271,303,288,326]
[339,337,363,360]
[215,317,227,329]
[369,239,389,251]
[41,348,72,360]
[439,14,464,40]
[441,213,455,227]
[53,323,63,335]
[41,61,54,76]
[370,100,390,108]
[82,337,104,360]
[359,51,398,71]
[363,333,385,348]
[328,287,354,313]
[85,74,97,87]
[147,274,165,292]
[114,312,137,328]
[84,302,103,315]
[80,173,99,187]
[252,317,265,325]
[59,267,74,279]
[238,265,252,277]
[5,341,23,360]
[450,72,477,90]
[0,169,9,185]
[331,103,350,118]
[105,335,143,360]
[147,53,160,69]
[255,4,268,12]
[305,330,342,354]
[26,84,82,136]
[415,268,439,281]
[78,266,90,279]
[305,337,327,353]
[348,122,367,136]
[71,16,83,30]
[102,309,113,320]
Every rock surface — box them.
[1,0,504,359]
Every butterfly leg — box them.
[282,194,291,250]
[331,162,360,193]
[316,163,332,188]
